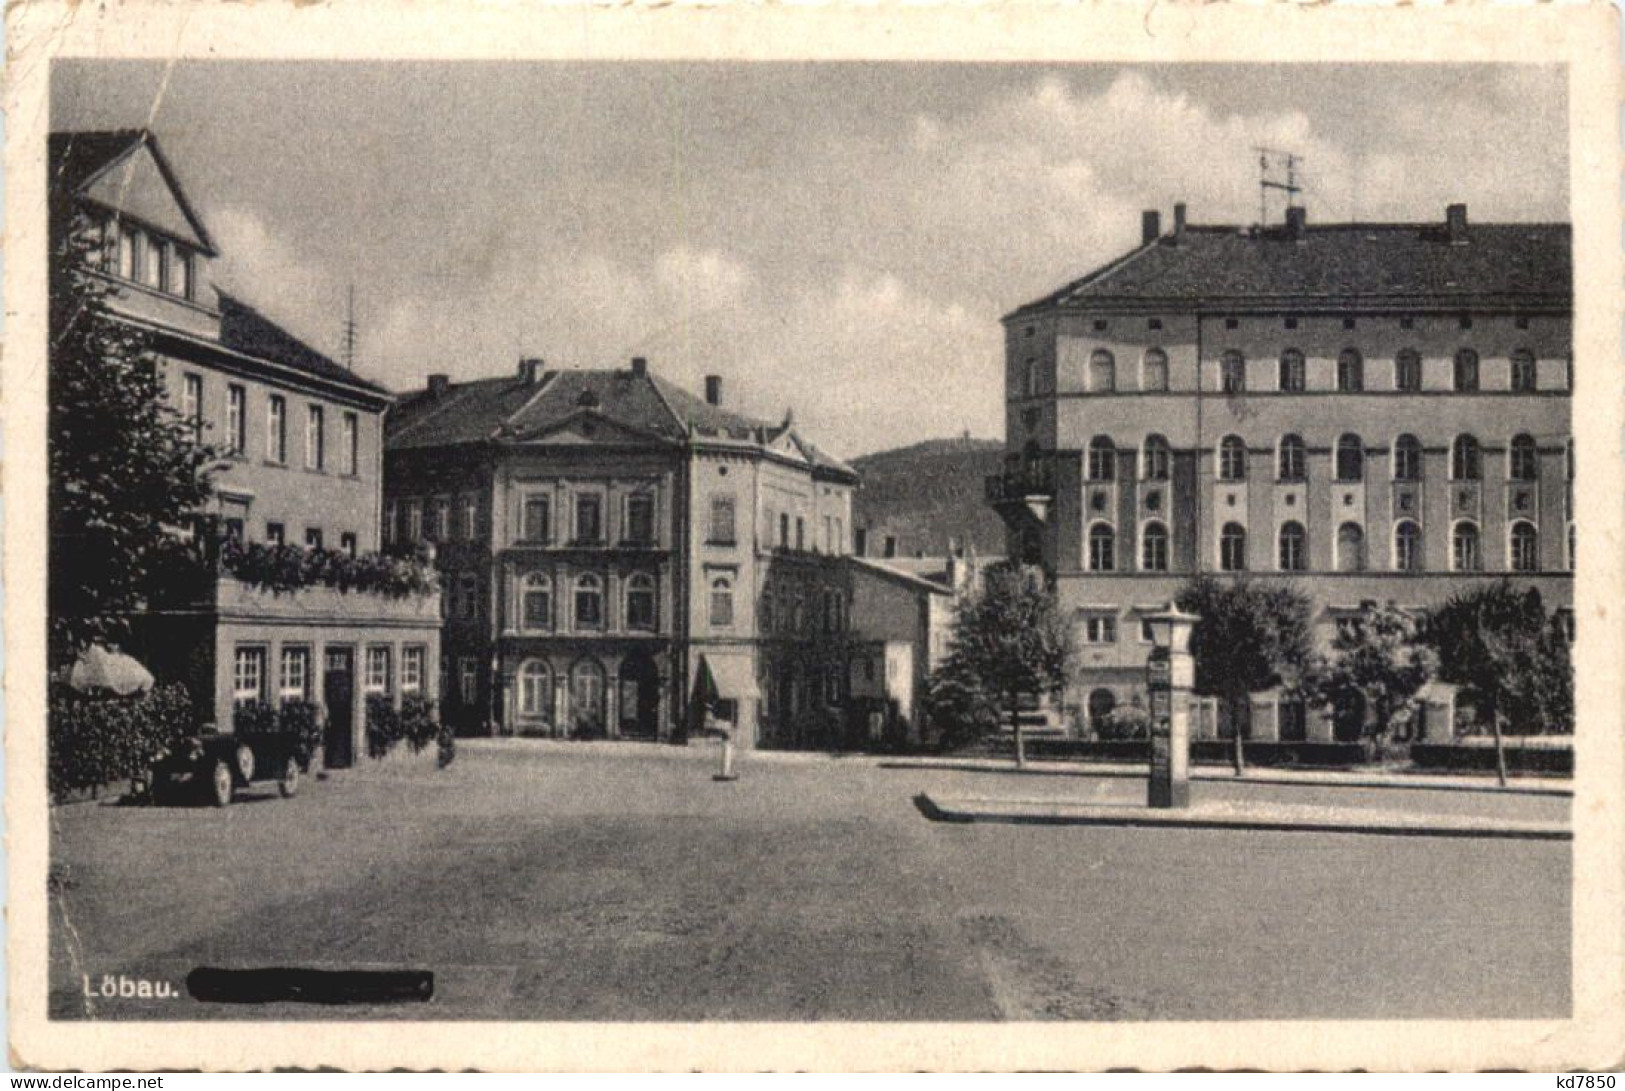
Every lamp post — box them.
[1144,602,1197,809]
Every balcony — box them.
[986,455,1055,531]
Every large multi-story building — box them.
[383,359,859,747]
[49,130,442,764]
[989,202,1572,742]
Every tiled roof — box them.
[48,129,219,254]
[1011,220,1571,317]
[216,293,391,397]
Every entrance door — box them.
[323,647,355,768]
[618,654,661,739]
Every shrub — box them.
[365,695,404,759]
[365,694,441,758]
[232,699,280,736]
[1097,705,1151,741]
[278,700,324,763]
[48,683,195,801]
[399,695,440,754]
[221,539,438,600]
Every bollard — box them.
[713,728,738,782]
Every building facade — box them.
[844,555,962,746]
[990,202,1572,742]
[50,130,442,763]
[384,359,859,748]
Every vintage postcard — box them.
[6,0,1622,1073]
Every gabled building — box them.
[991,202,1572,742]
[384,358,860,747]
[49,129,441,763]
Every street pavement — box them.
[49,741,1570,1022]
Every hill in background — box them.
[850,435,1007,559]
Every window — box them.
[340,412,358,475]
[460,658,479,705]
[1452,521,1482,571]
[233,647,266,705]
[1335,434,1364,482]
[1087,436,1116,482]
[181,373,203,441]
[1509,433,1538,482]
[1278,434,1306,482]
[1278,349,1305,392]
[1336,522,1366,572]
[1219,435,1247,481]
[625,493,656,544]
[304,527,323,551]
[1079,614,1117,644]
[1142,434,1170,481]
[461,495,479,540]
[1393,434,1422,481]
[1279,522,1307,572]
[706,494,736,544]
[1089,350,1116,392]
[1451,434,1481,480]
[796,517,805,551]
[1510,521,1539,573]
[519,660,552,719]
[141,233,164,289]
[1568,523,1577,571]
[405,500,422,542]
[458,572,478,620]
[266,522,285,546]
[1511,350,1537,393]
[279,646,310,701]
[1395,349,1422,392]
[1021,357,1039,398]
[779,513,790,549]
[1141,349,1169,392]
[1087,523,1116,572]
[575,494,603,544]
[626,573,657,630]
[433,498,452,541]
[834,517,844,556]
[118,223,138,280]
[267,395,287,463]
[305,404,325,470]
[1220,523,1247,572]
[401,646,425,694]
[173,249,193,301]
[709,576,735,628]
[340,531,357,557]
[1141,521,1169,571]
[1336,348,1364,392]
[1453,348,1480,392]
[383,502,396,546]
[522,573,552,630]
[364,646,392,694]
[573,573,604,629]
[1394,520,1422,572]
[1220,350,1245,393]
[226,385,246,455]
[523,494,551,542]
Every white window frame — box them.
[625,572,657,631]
[227,384,246,456]
[279,646,310,701]
[233,646,267,705]
[364,646,392,694]
[267,395,287,463]
[522,492,551,543]
[340,412,359,476]
[521,572,552,631]
[306,404,325,470]
[401,646,425,694]
[181,373,203,434]
[1079,613,1117,645]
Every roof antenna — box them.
[342,284,359,371]
[1253,146,1303,226]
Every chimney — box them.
[1141,209,1161,245]
[1446,203,1468,243]
[518,357,546,385]
[1285,205,1307,238]
[1173,202,1187,243]
[427,373,450,398]
[630,356,648,377]
[704,374,723,406]
[883,535,898,559]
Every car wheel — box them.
[278,759,301,798]
[235,744,255,784]
[209,760,234,807]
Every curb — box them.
[913,793,1573,841]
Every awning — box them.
[69,645,155,696]
[695,654,761,703]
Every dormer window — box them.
[100,212,199,303]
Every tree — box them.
[1421,581,1573,736]
[1175,575,1314,774]
[920,655,1002,751]
[932,562,1072,767]
[49,212,218,668]
[1303,602,1438,761]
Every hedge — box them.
[49,683,195,802]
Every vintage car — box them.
[149,725,309,806]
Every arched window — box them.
[573,573,604,629]
[1336,522,1366,572]
[518,660,553,721]
[1335,433,1364,482]
[1511,349,1537,393]
[1510,521,1539,572]
[1087,436,1116,482]
[709,576,735,628]
[1141,349,1169,392]
[1220,350,1246,394]
[1395,349,1422,392]
[1451,434,1481,481]
[1394,520,1422,572]
[1393,434,1422,482]
[1337,348,1364,392]
[1089,349,1116,392]
[1220,523,1247,572]
[1509,433,1538,482]
[1219,435,1247,481]
[1277,434,1306,482]
[1452,521,1482,572]
[1088,523,1116,572]
[1141,521,1169,572]
[1142,434,1171,481]
[1278,349,1305,393]
[1279,521,1307,572]
[521,572,552,630]
[625,572,657,630]
[569,658,606,737]
[1453,348,1480,392]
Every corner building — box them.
[990,203,1572,741]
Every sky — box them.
[52,62,1568,458]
